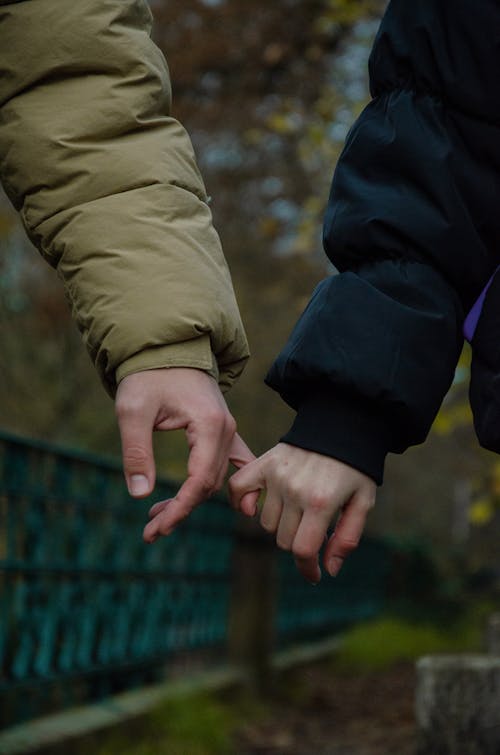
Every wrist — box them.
[115,336,219,387]
[280,389,395,485]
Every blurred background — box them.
[1,0,499,585]
[1,1,500,752]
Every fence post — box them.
[486,613,500,655]
[415,655,500,755]
[227,517,277,692]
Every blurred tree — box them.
[0,204,118,451]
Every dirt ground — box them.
[234,662,416,755]
[31,659,417,755]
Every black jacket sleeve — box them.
[266,0,500,484]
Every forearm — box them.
[267,262,464,484]
[0,0,249,395]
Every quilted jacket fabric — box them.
[0,0,249,397]
[267,0,500,483]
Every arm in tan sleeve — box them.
[0,0,249,396]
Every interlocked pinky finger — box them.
[148,499,172,519]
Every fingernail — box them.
[328,557,343,577]
[129,474,149,497]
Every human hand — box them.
[115,367,254,542]
[228,443,376,583]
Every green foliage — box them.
[430,343,500,541]
[316,0,383,31]
[332,613,484,672]
[433,344,473,437]
[94,694,241,755]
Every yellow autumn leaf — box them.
[267,113,296,135]
[469,498,495,526]
[433,402,473,436]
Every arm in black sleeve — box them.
[266,0,500,484]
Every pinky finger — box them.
[148,499,172,519]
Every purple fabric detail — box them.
[464,267,500,342]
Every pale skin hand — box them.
[228,443,376,584]
[115,367,254,543]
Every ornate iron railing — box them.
[0,430,390,728]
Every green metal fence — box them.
[0,430,390,729]
[276,535,390,644]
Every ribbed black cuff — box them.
[280,390,396,485]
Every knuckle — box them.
[115,397,146,420]
[204,407,227,428]
[123,445,150,469]
[309,494,329,514]
[270,466,292,500]
[292,543,316,561]
[285,480,302,500]
[275,465,290,486]
[199,475,218,497]
[225,414,237,437]
[365,494,376,511]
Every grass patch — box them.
[332,612,485,672]
[90,691,265,755]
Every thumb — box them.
[116,404,156,498]
[229,433,256,469]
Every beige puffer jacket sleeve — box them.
[0,0,249,396]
